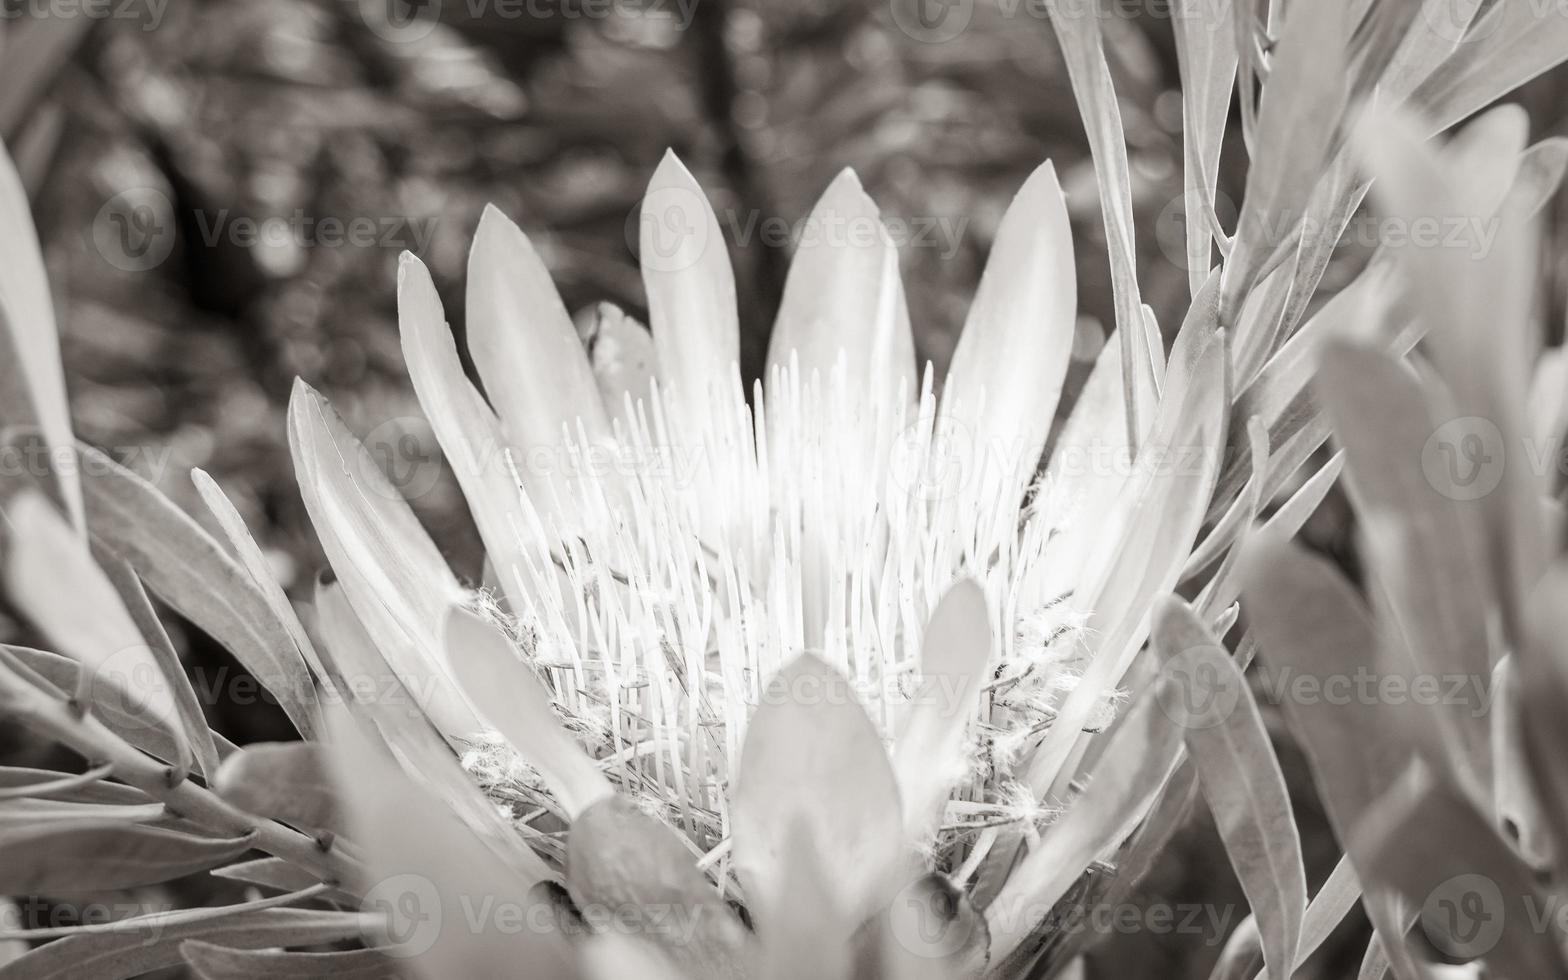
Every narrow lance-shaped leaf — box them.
[1417,0,1568,133]
[0,139,80,529]
[78,445,318,738]
[1222,0,1351,317]
[0,909,364,980]
[214,743,339,834]
[1044,0,1150,444]
[95,552,221,781]
[1,491,190,769]
[0,822,253,894]
[1152,598,1305,980]
[1355,777,1566,978]
[180,942,397,980]
[1172,0,1237,296]
[191,468,330,689]
[986,690,1181,967]
[1314,338,1492,787]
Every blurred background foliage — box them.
[2,1,1567,975]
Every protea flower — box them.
[6,3,1563,979]
[285,140,1230,978]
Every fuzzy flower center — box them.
[468,353,1116,853]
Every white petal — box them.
[942,162,1077,489]
[892,579,992,844]
[445,605,612,818]
[399,253,537,612]
[466,204,610,460]
[766,169,915,392]
[639,151,740,426]
[287,381,480,738]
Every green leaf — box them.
[0,644,190,769]
[214,857,337,896]
[1024,323,1228,799]
[1152,598,1305,980]
[0,140,79,529]
[191,469,328,688]
[0,909,364,980]
[1315,338,1492,785]
[182,942,396,980]
[1418,1,1568,132]
[78,446,318,738]
[1172,0,1237,296]
[215,742,338,834]
[1,491,190,767]
[1224,0,1352,313]
[1518,562,1568,882]
[1044,0,1150,442]
[1357,104,1545,646]
[986,692,1180,967]
[95,552,221,781]
[0,766,148,805]
[1209,915,1263,980]
[0,822,252,893]
[1253,854,1362,980]
[1356,777,1565,977]
[1242,537,1420,841]
[567,796,753,978]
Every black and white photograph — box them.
[1,1,1567,977]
